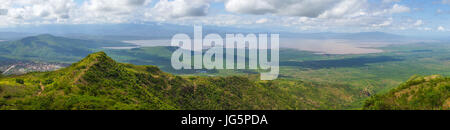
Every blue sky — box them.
[0,0,449,36]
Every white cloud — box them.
[372,18,393,27]
[255,18,269,24]
[70,0,152,24]
[0,0,77,26]
[0,0,156,26]
[82,0,151,15]
[413,20,423,26]
[149,0,210,20]
[224,0,367,18]
[11,0,75,19]
[220,0,412,32]
[0,0,431,33]
[438,26,445,31]
[389,4,410,14]
[318,0,368,18]
[224,0,276,15]
[372,4,409,16]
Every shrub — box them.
[15,79,24,84]
[43,79,54,85]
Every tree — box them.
[16,79,24,84]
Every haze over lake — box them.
[280,38,390,54]
[103,40,171,49]
[114,38,395,55]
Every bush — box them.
[43,79,54,85]
[15,79,24,84]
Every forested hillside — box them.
[364,75,450,110]
[0,52,358,110]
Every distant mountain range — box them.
[0,34,134,63]
[0,32,36,40]
[0,23,408,41]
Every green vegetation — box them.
[15,79,24,84]
[1,35,450,110]
[363,75,450,110]
[0,52,359,110]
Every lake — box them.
[107,38,395,55]
[280,38,387,54]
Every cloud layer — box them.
[224,0,367,18]
[0,0,445,33]
[150,0,210,20]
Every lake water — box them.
[108,39,391,55]
[123,40,171,47]
[103,40,171,49]
[280,38,387,54]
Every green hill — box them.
[363,75,450,110]
[0,52,360,110]
[0,34,133,63]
